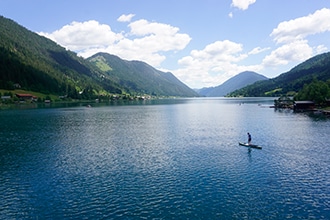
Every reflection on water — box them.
[0,98,329,219]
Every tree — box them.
[295,80,330,105]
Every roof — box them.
[294,101,315,104]
[16,94,37,99]
[16,93,33,97]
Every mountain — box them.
[197,71,268,97]
[0,16,197,98]
[195,87,215,96]
[87,53,198,97]
[0,16,123,98]
[227,52,330,97]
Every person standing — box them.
[247,132,251,145]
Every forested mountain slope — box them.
[88,53,198,97]
[0,16,122,98]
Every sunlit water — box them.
[0,98,329,219]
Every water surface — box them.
[0,98,329,219]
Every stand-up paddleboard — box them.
[239,142,262,149]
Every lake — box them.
[0,98,329,219]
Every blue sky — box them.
[1,0,330,88]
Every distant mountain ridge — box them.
[197,71,268,97]
[0,15,197,98]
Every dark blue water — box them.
[0,98,329,219]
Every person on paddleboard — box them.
[247,132,251,145]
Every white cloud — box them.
[228,12,233,18]
[39,18,191,67]
[248,47,270,55]
[174,40,262,88]
[39,20,123,51]
[271,8,330,44]
[262,40,313,67]
[231,0,256,10]
[129,19,178,37]
[315,45,328,54]
[263,8,330,69]
[117,14,135,22]
[127,19,191,51]
[188,40,246,62]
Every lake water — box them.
[0,98,329,219]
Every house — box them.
[293,101,315,111]
[16,94,38,102]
